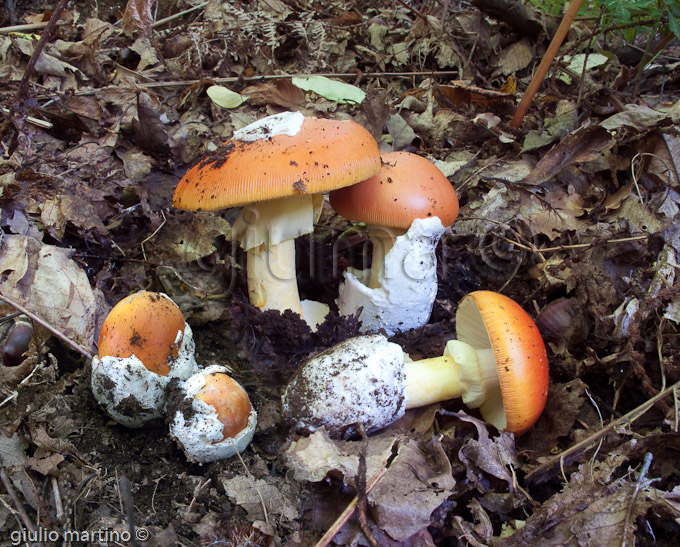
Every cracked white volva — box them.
[90,325,198,428]
[168,364,257,463]
[337,216,445,335]
[282,334,407,437]
[232,111,305,142]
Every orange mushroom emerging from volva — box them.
[283,291,549,437]
[173,111,381,329]
[328,151,459,334]
[168,365,257,463]
[92,291,198,427]
[330,151,459,289]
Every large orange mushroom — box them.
[328,151,459,334]
[330,151,459,289]
[173,111,381,328]
[283,291,549,437]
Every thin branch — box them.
[71,71,460,96]
[0,293,94,360]
[0,22,49,34]
[0,468,40,543]
[15,0,69,101]
[152,1,209,29]
[511,0,586,128]
[525,379,680,483]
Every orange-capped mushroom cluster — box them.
[173,111,381,329]
[92,292,257,462]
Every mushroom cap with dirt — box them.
[91,291,198,428]
[173,111,381,329]
[167,364,257,463]
[282,291,548,437]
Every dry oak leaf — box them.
[0,234,99,349]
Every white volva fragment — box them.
[232,111,305,142]
[337,216,445,335]
[282,334,407,436]
[91,325,198,428]
[169,365,257,463]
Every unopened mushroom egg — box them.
[168,365,257,463]
[91,291,198,428]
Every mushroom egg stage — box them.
[91,291,198,428]
[167,365,257,463]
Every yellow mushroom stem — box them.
[246,239,302,315]
[367,225,407,289]
[402,340,506,430]
[233,194,324,318]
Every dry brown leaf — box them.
[524,126,613,184]
[25,453,64,476]
[220,474,299,522]
[121,0,153,38]
[493,38,533,77]
[115,149,153,181]
[369,438,455,541]
[495,457,656,547]
[519,379,587,456]
[285,428,397,483]
[132,92,170,154]
[0,235,100,349]
[242,79,306,108]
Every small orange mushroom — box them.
[195,371,253,439]
[168,365,257,462]
[92,291,198,428]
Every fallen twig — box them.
[0,293,94,360]
[525,379,680,483]
[0,468,40,545]
[0,22,49,34]
[15,0,69,101]
[315,439,399,547]
[69,71,460,96]
[151,1,209,29]
[511,0,585,128]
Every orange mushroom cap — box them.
[456,291,549,435]
[329,151,459,229]
[195,372,252,439]
[173,115,381,211]
[97,291,187,376]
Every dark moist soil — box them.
[62,232,517,542]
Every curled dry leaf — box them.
[0,235,100,349]
[121,0,153,38]
[285,429,455,541]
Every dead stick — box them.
[511,0,585,128]
[0,22,49,34]
[315,467,389,547]
[0,293,94,360]
[525,379,680,483]
[0,468,40,541]
[15,0,69,101]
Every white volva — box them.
[233,111,305,142]
[168,365,257,463]
[90,325,198,428]
[337,216,445,335]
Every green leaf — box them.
[291,76,366,105]
[558,53,609,84]
[206,85,248,109]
